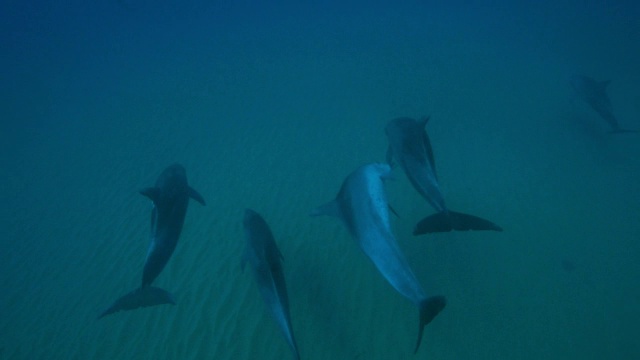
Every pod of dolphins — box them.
[98,75,635,358]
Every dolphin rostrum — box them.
[570,75,638,133]
[242,209,300,360]
[99,163,205,319]
[385,117,503,235]
[311,163,446,353]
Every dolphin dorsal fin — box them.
[188,186,206,206]
[140,187,161,203]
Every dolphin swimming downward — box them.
[385,117,503,235]
[570,75,638,133]
[242,209,300,360]
[98,163,205,319]
[311,163,446,353]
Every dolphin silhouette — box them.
[312,163,446,353]
[385,117,503,235]
[242,209,300,360]
[98,163,205,319]
[570,75,638,133]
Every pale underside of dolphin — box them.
[570,75,638,134]
[312,163,445,353]
[98,163,205,319]
[242,209,300,360]
[385,117,503,235]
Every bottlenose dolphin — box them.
[311,163,446,353]
[242,209,300,360]
[98,163,205,319]
[570,75,638,133]
[385,117,503,235]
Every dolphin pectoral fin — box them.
[140,187,161,202]
[310,200,340,218]
[413,210,503,235]
[188,186,206,205]
[414,295,446,353]
[97,286,176,319]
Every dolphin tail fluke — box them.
[414,296,446,353]
[413,210,503,235]
[97,286,176,319]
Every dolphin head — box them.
[570,74,609,102]
[243,208,262,231]
[153,163,189,197]
[161,163,187,181]
[243,209,280,265]
[385,117,415,139]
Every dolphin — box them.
[570,75,638,133]
[385,117,503,235]
[311,163,446,353]
[99,163,205,319]
[242,209,300,360]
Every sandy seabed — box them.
[2,8,640,358]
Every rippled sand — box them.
[2,23,640,360]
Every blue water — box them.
[1,1,639,359]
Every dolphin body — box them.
[242,209,300,360]
[570,75,638,133]
[99,163,205,319]
[385,117,503,235]
[311,163,446,353]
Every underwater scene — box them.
[1,0,639,359]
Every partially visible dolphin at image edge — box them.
[385,117,503,235]
[311,163,446,353]
[242,209,300,360]
[98,163,206,319]
[570,74,638,133]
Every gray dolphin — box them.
[385,117,503,235]
[99,163,205,319]
[242,209,300,360]
[570,75,638,133]
[311,163,445,353]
